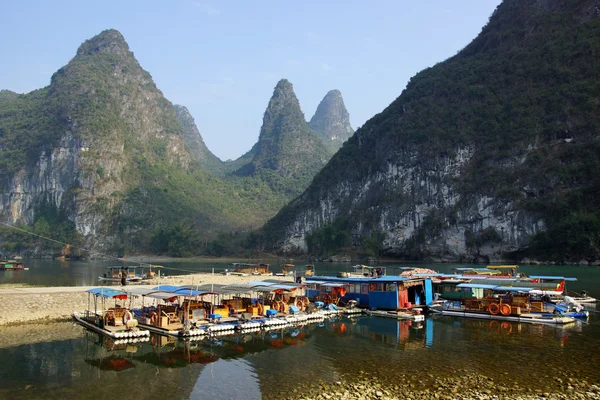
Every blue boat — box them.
[305,274,433,311]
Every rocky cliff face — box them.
[0,30,205,252]
[174,104,224,174]
[308,90,354,153]
[264,0,600,263]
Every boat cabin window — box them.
[347,284,361,294]
[369,283,396,292]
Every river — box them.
[0,260,599,399]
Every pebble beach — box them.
[0,273,282,325]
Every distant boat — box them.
[99,266,143,283]
[0,260,28,271]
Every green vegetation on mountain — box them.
[0,31,338,256]
[0,87,64,179]
[308,89,354,153]
[235,79,332,197]
[262,0,600,262]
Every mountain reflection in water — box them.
[0,313,598,399]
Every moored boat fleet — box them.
[74,264,596,342]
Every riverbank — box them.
[286,373,599,400]
[0,273,286,326]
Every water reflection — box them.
[0,315,598,399]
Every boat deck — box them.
[438,308,575,325]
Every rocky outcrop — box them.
[308,89,354,152]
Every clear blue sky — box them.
[1,1,501,161]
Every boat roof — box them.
[495,286,533,292]
[306,275,417,284]
[145,292,181,300]
[86,288,128,298]
[320,282,350,287]
[487,265,519,269]
[530,275,578,281]
[456,283,533,292]
[178,284,228,292]
[220,283,273,294]
[255,279,305,287]
[172,288,215,297]
[147,285,215,297]
[453,267,497,272]
[152,285,181,292]
[124,287,165,296]
[456,283,497,289]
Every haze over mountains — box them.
[0,29,352,255]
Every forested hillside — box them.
[261,0,600,263]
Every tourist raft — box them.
[73,265,595,339]
[73,288,150,340]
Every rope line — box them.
[0,220,214,274]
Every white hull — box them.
[435,309,575,325]
[366,310,425,322]
[570,296,597,304]
[73,312,150,340]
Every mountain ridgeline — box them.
[262,0,600,263]
[235,79,332,196]
[0,30,352,256]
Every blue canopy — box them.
[152,285,181,292]
[456,283,534,292]
[172,288,215,297]
[321,282,349,287]
[495,286,533,292]
[86,288,127,298]
[529,276,577,281]
[456,283,497,289]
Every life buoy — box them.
[123,310,133,324]
[296,299,304,311]
[500,322,512,333]
[257,303,264,315]
[500,304,511,316]
[279,302,285,313]
[150,312,158,325]
[488,303,500,315]
[302,297,309,307]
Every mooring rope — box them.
[0,219,214,274]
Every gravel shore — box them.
[283,374,600,400]
[0,273,285,325]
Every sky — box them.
[1,1,502,161]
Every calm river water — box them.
[1,259,600,298]
[1,260,599,399]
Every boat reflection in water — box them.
[82,321,321,374]
[83,330,139,372]
[0,311,597,400]
[322,315,434,349]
